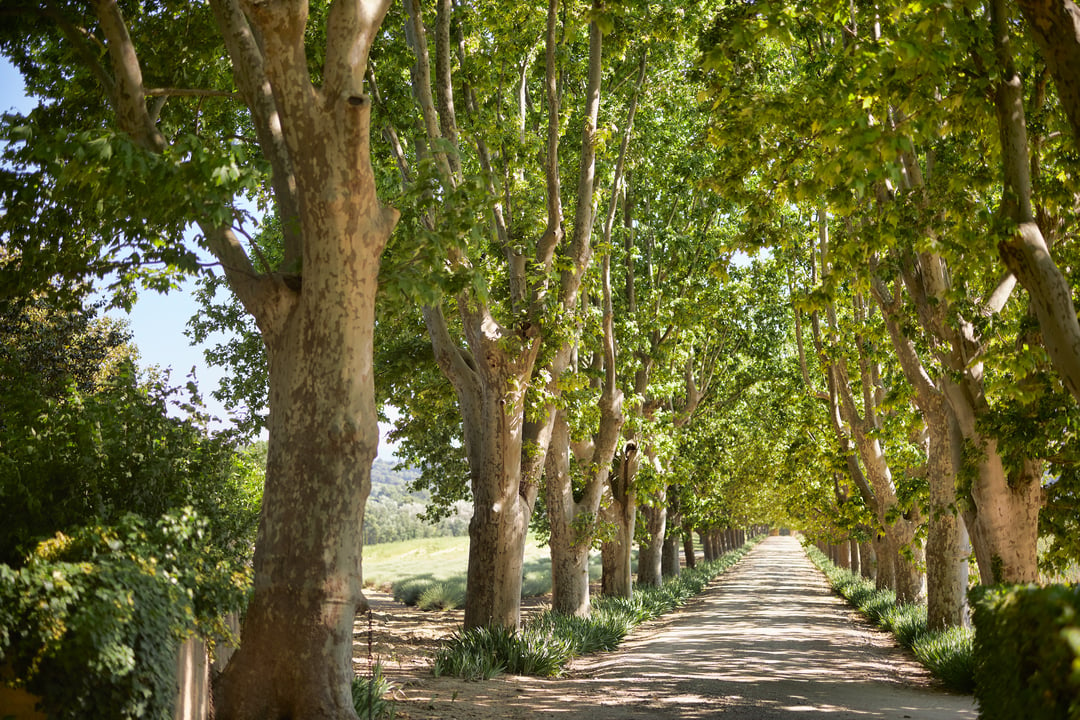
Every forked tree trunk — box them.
[209,1,397,716]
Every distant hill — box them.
[370,459,422,499]
[364,459,470,544]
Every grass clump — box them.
[805,544,973,693]
[417,579,467,611]
[913,626,975,694]
[433,624,571,679]
[352,663,395,720]
[434,535,765,680]
[880,603,928,648]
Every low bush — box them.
[417,580,467,611]
[0,512,250,720]
[392,577,434,606]
[880,603,928,648]
[971,584,1080,720]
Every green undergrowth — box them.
[352,662,395,720]
[434,537,762,680]
[806,544,975,693]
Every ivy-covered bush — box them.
[971,584,1080,720]
[0,511,251,720]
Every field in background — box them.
[363,534,605,597]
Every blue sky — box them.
[1,59,400,458]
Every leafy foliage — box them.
[0,511,251,720]
[0,298,261,566]
[971,584,1080,719]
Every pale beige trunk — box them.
[462,369,535,629]
[924,402,970,628]
[940,372,1041,584]
[889,519,925,604]
[210,1,396,716]
[874,277,968,626]
[546,398,621,616]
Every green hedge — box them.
[0,511,251,720]
[971,584,1080,720]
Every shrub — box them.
[880,603,928,649]
[0,512,250,720]
[913,626,975,694]
[859,589,898,625]
[417,580,467,611]
[392,577,433,606]
[971,584,1080,720]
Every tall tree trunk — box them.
[636,488,666,587]
[683,524,696,569]
[546,412,592,616]
[859,540,875,580]
[874,535,895,591]
[874,275,968,626]
[601,442,638,597]
[209,1,397,717]
[662,531,681,577]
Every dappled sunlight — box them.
[394,537,977,719]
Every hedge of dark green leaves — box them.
[0,511,251,720]
[971,584,1080,720]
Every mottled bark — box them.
[208,1,398,717]
[873,276,969,627]
[1016,0,1080,143]
[636,488,666,587]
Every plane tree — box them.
[0,1,401,716]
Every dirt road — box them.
[392,536,978,719]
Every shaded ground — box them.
[354,536,978,719]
